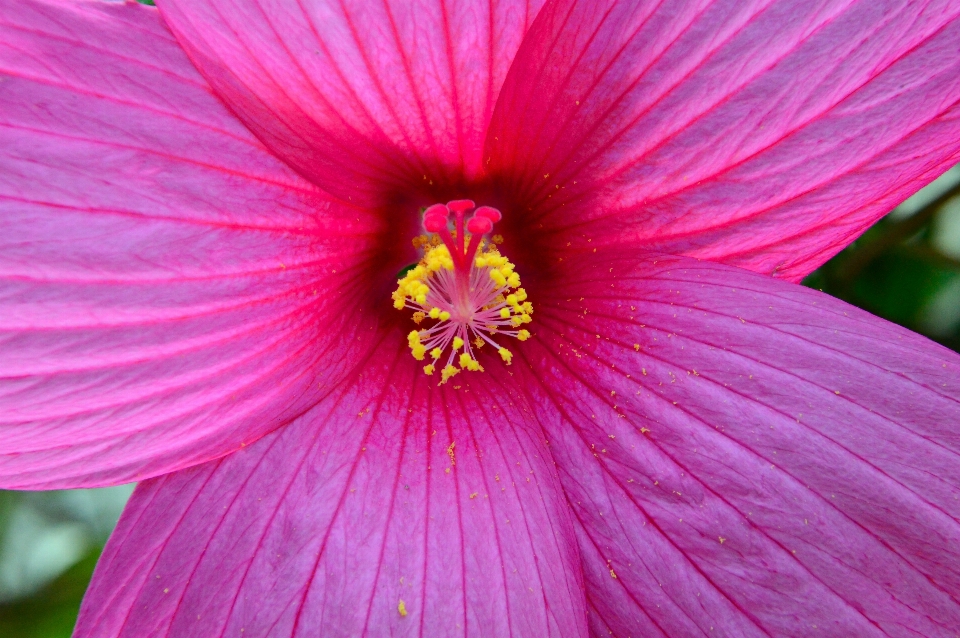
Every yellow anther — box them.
[459,353,474,369]
[473,337,485,349]
[499,308,511,319]
[507,273,520,288]
[516,288,527,301]
[412,311,426,324]
[439,310,451,321]
[498,348,513,365]
[411,343,426,361]
[423,364,435,375]
[490,269,507,287]
[440,364,459,384]
[430,347,443,359]
[429,307,441,319]
[408,330,421,344]
[452,336,464,350]
[517,329,530,341]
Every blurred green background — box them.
[2,164,959,636]
[805,165,960,350]
[0,487,132,637]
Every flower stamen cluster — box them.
[393,200,532,384]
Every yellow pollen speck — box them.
[633,343,640,351]
[398,600,408,617]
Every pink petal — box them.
[74,335,588,638]
[519,250,960,635]
[0,0,382,488]
[157,0,546,205]
[488,0,960,281]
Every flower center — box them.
[393,200,532,385]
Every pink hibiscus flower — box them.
[3,0,960,634]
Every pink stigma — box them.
[424,200,492,274]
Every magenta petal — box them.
[489,0,960,280]
[0,0,379,488]
[520,251,960,635]
[74,339,588,638]
[157,0,546,205]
